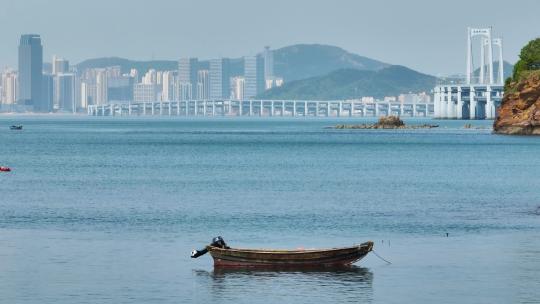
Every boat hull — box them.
[208,241,373,268]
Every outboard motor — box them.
[191,236,230,258]
[211,236,229,249]
[190,247,208,258]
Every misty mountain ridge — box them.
[272,44,389,81]
[473,61,514,81]
[258,66,437,100]
[75,44,389,81]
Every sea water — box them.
[0,116,539,303]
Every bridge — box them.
[434,84,504,119]
[87,99,434,118]
[434,27,505,119]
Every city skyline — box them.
[0,25,508,115]
[1,34,285,113]
[0,0,538,75]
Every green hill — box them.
[258,65,437,100]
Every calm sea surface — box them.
[0,116,539,303]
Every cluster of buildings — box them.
[0,34,433,115]
[0,35,284,113]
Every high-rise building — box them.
[96,70,108,105]
[52,56,69,75]
[176,82,192,101]
[78,68,101,107]
[142,69,157,85]
[263,46,274,81]
[232,77,245,100]
[18,34,43,111]
[80,82,97,107]
[107,76,133,102]
[178,58,198,99]
[41,74,54,112]
[133,83,158,102]
[1,70,17,106]
[156,71,163,85]
[55,73,76,112]
[80,82,90,108]
[162,71,175,101]
[209,58,230,99]
[105,66,121,78]
[197,70,209,100]
[243,56,265,98]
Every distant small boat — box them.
[9,125,23,130]
[191,236,373,268]
[0,166,11,172]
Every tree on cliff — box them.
[495,38,540,135]
[506,38,540,89]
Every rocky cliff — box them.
[494,38,540,135]
[494,71,540,135]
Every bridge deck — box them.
[88,100,434,118]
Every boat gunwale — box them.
[207,241,373,255]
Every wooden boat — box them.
[192,237,373,268]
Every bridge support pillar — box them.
[456,87,463,119]
[469,86,476,119]
[440,87,447,118]
[447,86,455,119]
[486,86,494,119]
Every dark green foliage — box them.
[504,76,513,93]
[502,38,540,92]
[511,38,540,81]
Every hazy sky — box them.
[0,0,538,75]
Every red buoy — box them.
[0,166,11,172]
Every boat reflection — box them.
[211,265,373,279]
[192,266,373,302]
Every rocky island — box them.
[494,38,540,135]
[334,116,438,129]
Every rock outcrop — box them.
[334,116,438,129]
[494,38,540,135]
[494,71,540,135]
